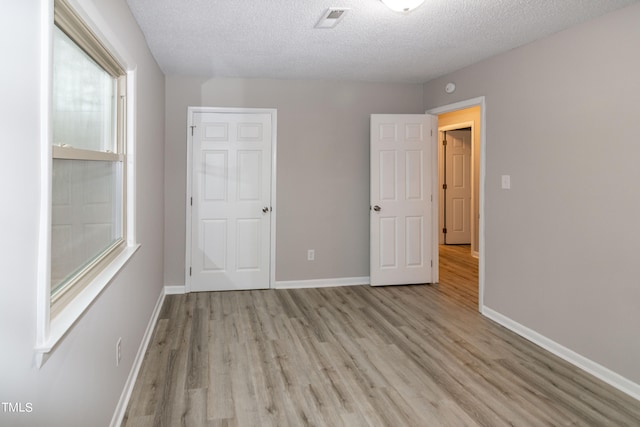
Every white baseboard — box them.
[482,306,640,402]
[166,279,368,292]
[110,289,165,427]
[275,276,370,289]
[164,284,186,294]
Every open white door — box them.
[370,114,436,286]
[188,109,275,292]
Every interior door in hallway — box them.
[444,129,471,245]
[370,114,436,286]
[189,110,273,291]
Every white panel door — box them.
[445,129,471,244]
[190,111,272,291]
[370,114,434,286]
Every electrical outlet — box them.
[116,337,122,366]
[307,249,315,261]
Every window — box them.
[50,0,127,316]
[36,0,137,363]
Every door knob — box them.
[262,207,270,213]
[373,205,381,212]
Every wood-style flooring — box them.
[122,245,640,426]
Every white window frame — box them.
[35,0,139,366]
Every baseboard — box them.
[482,306,640,402]
[110,288,165,427]
[274,276,370,289]
[164,284,186,294]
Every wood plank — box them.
[122,247,640,426]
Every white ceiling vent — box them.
[315,8,349,29]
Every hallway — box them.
[438,244,478,310]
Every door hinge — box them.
[189,267,192,276]
[443,139,447,146]
[431,260,433,267]
[443,228,448,234]
[190,197,193,206]
[442,184,447,190]
[190,125,196,136]
[431,129,433,136]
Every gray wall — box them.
[165,77,424,285]
[424,3,640,384]
[0,0,165,425]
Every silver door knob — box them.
[373,205,381,212]
[262,207,269,213]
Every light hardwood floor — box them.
[122,247,640,426]
[437,244,478,310]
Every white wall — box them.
[0,1,165,425]
[165,77,424,286]
[424,3,640,386]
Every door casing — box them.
[185,106,277,292]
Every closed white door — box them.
[445,129,471,244]
[189,111,273,291]
[370,114,435,286]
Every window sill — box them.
[35,244,141,368]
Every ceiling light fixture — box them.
[380,0,425,13]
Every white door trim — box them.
[185,106,277,292]
[427,96,486,313]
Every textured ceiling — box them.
[125,0,638,83]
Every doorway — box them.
[185,107,277,292]
[440,127,472,247]
[428,98,485,311]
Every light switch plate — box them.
[501,175,511,189]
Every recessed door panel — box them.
[204,151,228,201]
[380,217,398,269]
[204,123,228,141]
[237,123,263,141]
[405,216,423,267]
[237,219,260,271]
[452,153,465,188]
[379,151,397,201]
[237,150,261,201]
[202,219,227,271]
[405,150,423,201]
[452,198,465,231]
[405,123,423,141]
[379,124,397,142]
